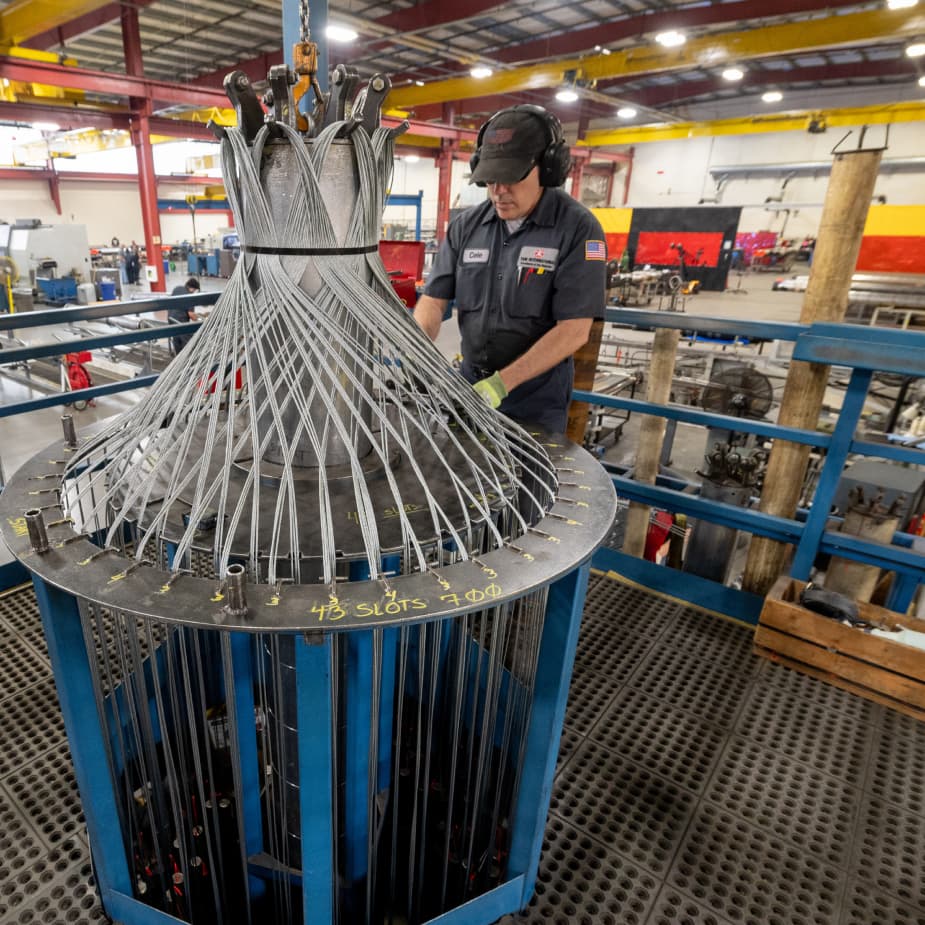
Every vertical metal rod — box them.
[440,615,468,910]
[388,626,409,920]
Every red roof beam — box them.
[0,101,216,140]
[0,55,228,108]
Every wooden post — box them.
[623,326,680,557]
[566,319,604,444]
[742,142,884,596]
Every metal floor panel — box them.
[3,575,925,924]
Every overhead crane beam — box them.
[579,100,925,146]
[611,59,923,110]
[388,8,922,111]
[484,0,867,67]
[0,0,114,46]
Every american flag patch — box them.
[585,240,607,261]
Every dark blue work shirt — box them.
[424,188,606,431]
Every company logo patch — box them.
[517,246,558,271]
[463,248,490,264]
[585,240,607,261]
[486,127,515,144]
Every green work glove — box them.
[473,372,508,409]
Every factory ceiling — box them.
[0,0,922,139]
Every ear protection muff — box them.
[469,104,571,188]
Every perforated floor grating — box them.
[2,574,925,924]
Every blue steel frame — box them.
[386,192,425,241]
[27,559,594,925]
[0,294,218,417]
[586,308,925,623]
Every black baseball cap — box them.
[470,109,547,185]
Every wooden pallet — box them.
[755,577,925,722]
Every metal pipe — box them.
[709,157,925,181]
[224,564,248,618]
[61,414,78,448]
[25,508,50,554]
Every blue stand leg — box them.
[296,633,335,922]
[507,562,591,904]
[31,577,133,908]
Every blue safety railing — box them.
[0,292,219,417]
[4,298,924,625]
[582,307,925,625]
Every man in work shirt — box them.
[414,104,607,433]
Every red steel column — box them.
[622,146,635,205]
[121,2,165,291]
[436,103,457,243]
[46,158,62,215]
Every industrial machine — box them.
[6,219,92,297]
[0,52,615,925]
[682,361,773,582]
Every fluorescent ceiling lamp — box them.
[32,121,60,132]
[655,30,686,47]
[470,66,493,78]
[888,0,917,8]
[617,106,637,119]
[762,90,783,102]
[555,88,579,102]
[326,24,357,42]
[414,80,425,86]
[594,45,611,55]
[919,75,925,86]
[906,42,925,56]
[404,154,420,163]
[722,67,744,81]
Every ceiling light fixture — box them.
[762,90,783,103]
[906,42,925,57]
[414,79,425,87]
[617,106,637,119]
[404,154,420,163]
[919,75,925,86]
[555,88,579,102]
[470,66,493,79]
[655,30,687,48]
[594,45,612,56]
[888,0,917,9]
[325,24,358,42]
[722,67,744,81]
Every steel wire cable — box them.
[62,120,557,590]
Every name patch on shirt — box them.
[463,248,490,264]
[516,246,559,272]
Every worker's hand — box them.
[472,372,507,409]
